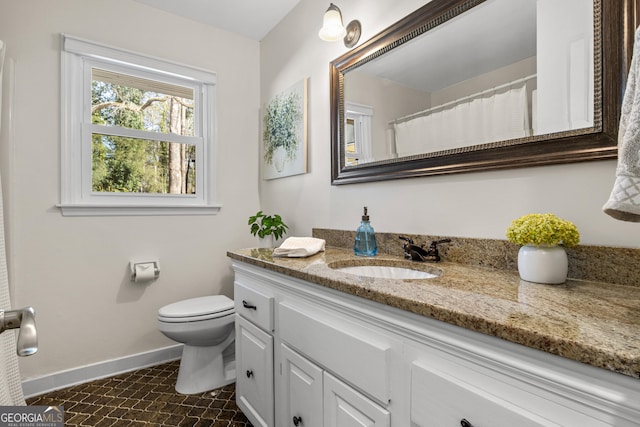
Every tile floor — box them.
[26,360,252,426]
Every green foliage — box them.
[506,213,580,247]
[248,211,289,240]
[91,79,195,194]
[263,91,302,165]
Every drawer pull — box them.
[293,416,302,426]
[242,300,257,310]
[460,419,473,427]
[246,369,254,378]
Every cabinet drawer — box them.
[234,280,274,332]
[279,300,391,404]
[235,315,274,427]
[411,361,607,427]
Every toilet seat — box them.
[158,296,234,323]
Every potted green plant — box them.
[248,210,289,247]
[506,213,580,284]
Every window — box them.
[60,35,220,216]
[345,117,359,166]
[345,103,373,166]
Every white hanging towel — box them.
[603,27,640,221]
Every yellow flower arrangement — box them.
[506,213,580,247]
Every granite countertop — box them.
[228,246,640,379]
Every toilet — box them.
[157,295,236,394]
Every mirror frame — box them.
[331,0,638,185]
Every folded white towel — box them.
[603,26,640,222]
[273,237,326,258]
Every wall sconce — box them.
[319,3,361,48]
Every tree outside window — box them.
[91,69,196,195]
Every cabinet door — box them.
[324,372,390,427]
[236,315,274,427]
[281,343,323,427]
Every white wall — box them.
[431,56,536,105]
[0,0,261,379]
[537,0,594,133]
[260,0,639,248]
[346,71,430,161]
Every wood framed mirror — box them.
[330,0,638,184]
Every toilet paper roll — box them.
[133,262,156,282]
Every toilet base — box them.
[175,339,236,395]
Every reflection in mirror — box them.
[345,102,374,165]
[330,0,635,184]
[345,0,593,164]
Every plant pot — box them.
[517,244,568,284]
[257,235,275,248]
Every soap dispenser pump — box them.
[354,206,378,257]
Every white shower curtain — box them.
[0,39,27,406]
[394,82,530,157]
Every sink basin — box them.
[329,259,442,280]
[332,264,439,280]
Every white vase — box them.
[517,244,568,284]
[273,146,286,172]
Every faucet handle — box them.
[17,307,37,357]
[429,238,451,249]
[0,307,38,357]
[399,236,415,244]
[428,239,451,262]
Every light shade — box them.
[319,3,347,41]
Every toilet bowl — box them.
[157,295,236,394]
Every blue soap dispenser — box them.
[354,206,378,257]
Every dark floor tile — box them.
[92,417,120,427]
[26,361,252,426]
[143,399,168,413]
[66,413,91,425]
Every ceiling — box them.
[133,0,302,40]
[356,0,537,93]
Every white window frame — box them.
[345,102,374,164]
[59,34,221,216]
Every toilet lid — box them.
[158,295,234,319]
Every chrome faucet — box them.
[399,237,451,262]
[0,307,38,356]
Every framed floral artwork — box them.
[262,78,308,179]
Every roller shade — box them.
[92,68,194,100]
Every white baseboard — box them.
[22,344,183,398]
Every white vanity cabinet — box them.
[279,342,390,427]
[232,261,640,427]
[277,296,392,427]
[234,279,275,427]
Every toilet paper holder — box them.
[129,261,160,281]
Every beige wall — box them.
[260,0,638,248]
[346,71,431,161]
[0,0,261,379]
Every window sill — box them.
[57,203,222,217]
